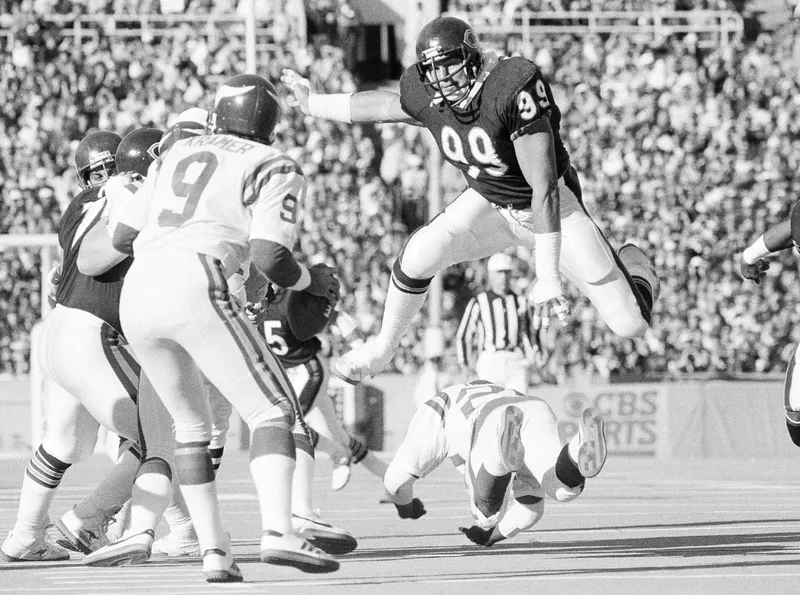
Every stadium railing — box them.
[446,9,744,47]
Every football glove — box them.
[394,498,426,520]
[458,525,506,547]
[740,257,770,284]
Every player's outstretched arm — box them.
[739,219,792,284]
[281,68,416,124]
[513,123,569,328]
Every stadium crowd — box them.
[0,5,798,384]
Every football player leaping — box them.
[282,16,660,385]
[105,74,342,581]
[383,380,607,546]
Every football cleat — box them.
[203,548,243,583]
[576,407,607,478]
[83,530,154,567]
[333,338,394,385]
[151,532,201,558]
[0,530,71,562]
[292,513,357,555]
[54,506,111,554]
[618,243,661,304]
[260,530,339,573]
[331,457,352,491]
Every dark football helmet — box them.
[116,127,163,177]
[75,130,122,189]
[211,74,281,145]
[415,16,482,106]
[158,120,207,154]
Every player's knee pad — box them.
[560,213,614,284]
[137,456,173,482]
[786,411,800,447]
[392,256,433,296]
[250,422,295,460]
[175,442,213,485]
[395,228,446,281]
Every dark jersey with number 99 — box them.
[399,54,570,208]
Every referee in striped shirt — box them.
[455,253,535,394]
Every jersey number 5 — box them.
[158,152,219,227]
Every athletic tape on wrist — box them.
[743,235,769,265]
[308,93,353,123]
[534,232,561,281]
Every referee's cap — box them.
[487,253,514,272]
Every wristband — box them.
[743,235,769,265]
[534,232,561,281]
[287,265,311,291]
[308,93,353,123]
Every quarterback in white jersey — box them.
[108,74,340,582]
[384,380,608,546]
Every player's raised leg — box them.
[335,189,516,384]
[556,171,659,338]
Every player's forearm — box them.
[308,90,413,124]
[383,467,417,505]
[743,220,792,264]
[249,238,310,290]
[78,219,129,276]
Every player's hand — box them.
[280,69,312,114]
[459,525,505,547]
[529,277,569,328]
[739,256,770,284]
[245,301,266,325]
[46,262,62,308]
[395,498,426,520]
[306,263,340,305]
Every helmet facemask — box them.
[77,153,116,189]
[417,46,480,107]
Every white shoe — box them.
[203,548,243,583]
[577,407,607,478]
[618,243,661,303]
[54,506,111,554]
[83,529,154,567]
[333,338,394,385]
[292,512,357,555]
[331,458,351,491]
[0,530,71,562]
[498,405,525,473]
[151,532,201,558]
[260,530,339,573]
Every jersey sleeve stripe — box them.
[243,158,304,207]
[509,116,551,142]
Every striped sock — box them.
[14,445,71,535]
